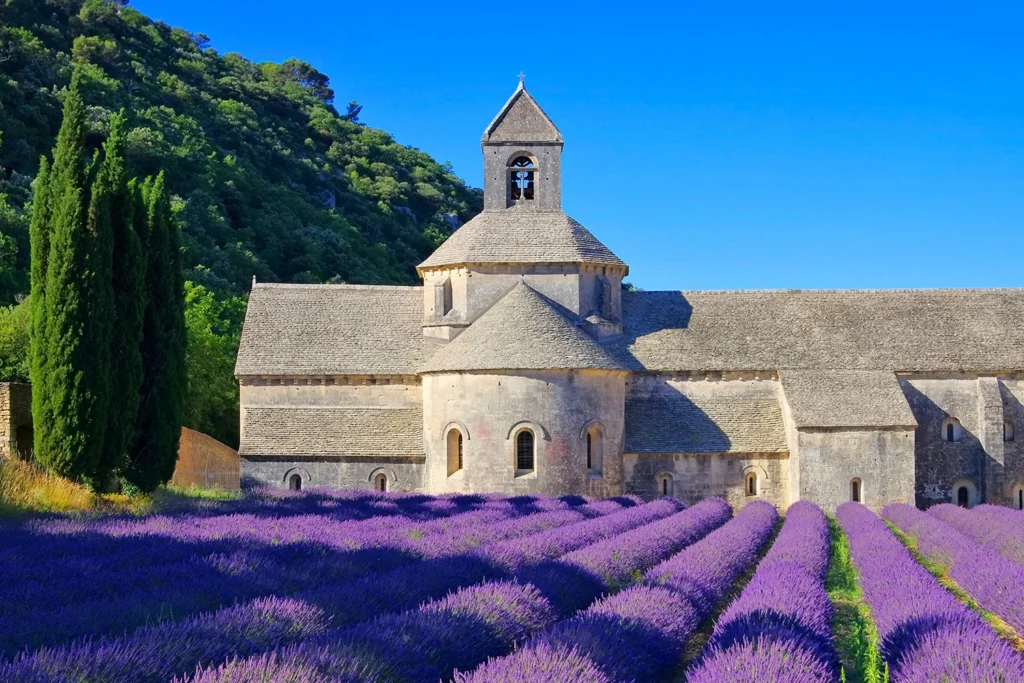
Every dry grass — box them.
[0,457,98,513]
[0,457,238,516]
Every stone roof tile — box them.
[418,210,626,271]
[234,284,433,377]
[624,384,788,454]
[779,370,918,428]
[239,407,423,457]
[612,289,1024,373]
[420,282,625,373]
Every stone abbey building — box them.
[235,83,1024,512]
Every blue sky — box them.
[133,0,1024,291]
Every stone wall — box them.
[622,451,789,510]
[240,456,424,492]
[421,369,625,498]
[1002,378,1024,508]
[901,377,988,507]
[0,383,32,460]
[796,428,915,511]
[483,144,562,211]
[422,264,624,334]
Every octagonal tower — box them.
[418,82,629,342]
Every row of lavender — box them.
[177,498,736,682]
[686,501,835,682]
[838,502,1024,681]
[1,496,695,682]
[461,499,1024,683]
[0,492,636,658]
[2,496,577,653]
[8,488,1024,683]
[884,502,1024,635]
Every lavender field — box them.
[2,491,1024,682]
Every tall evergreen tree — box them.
[28,157,52,463]
[100,112,145,476]
[127,173,186,491]
[81,142,115,485]
[34,75,91,478]
[32,74,114,482]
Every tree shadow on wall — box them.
[610,291,694,372]
[623,383,731,454]
[897,380,987,508]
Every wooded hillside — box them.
[0,0,481,445]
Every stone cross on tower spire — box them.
[517,72,526,87]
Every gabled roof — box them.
[420,282,625,373]
[234,284,433,376]
[240,407,423,458]
[482,83,562,143]
[624,383,788,454]
[417,210,627,272]
[779,370,918,428]
[611,288,1024,373]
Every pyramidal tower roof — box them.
[418,211,626,271]
[419,80,626,273]
[482,81,563,143]
[420,282,625,373]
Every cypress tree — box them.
[127,173,186,491]
[81,141,115,485]
[34,74,114,483]
[35,75,92,478]
[100,112,145,477]
[29,157,52,462]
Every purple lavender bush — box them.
[302,497,680,629]
[884,502,1024,635]
[687,501,837,683]
[928,503,1024,566]
[456,500,777,683]
[0,494,583,655]
[1,598,330,683]
[2,499,629,682]
[185,499,730,683]
[184,581,557,683]
[517,497,732,615]
[838,502,1024,682]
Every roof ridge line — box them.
[248,405,418,410]
[253,283,422,291]
[629,287,1024,295]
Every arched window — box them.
[1005,419,1015,442]
[745,471,758,496]
[851,478,862,503]
[1014,485,1024,511]
[942,417,962,443]
[509,156,535,202]
[288,473,302,491]
[516,430,535,473]
[374,473,388,492]
[586,427,603,476]
[656,473,674,498]
[447,428,464,476]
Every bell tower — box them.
[481,76,563,212]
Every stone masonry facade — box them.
[0,383,33,461]
[234,82,1024,512]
